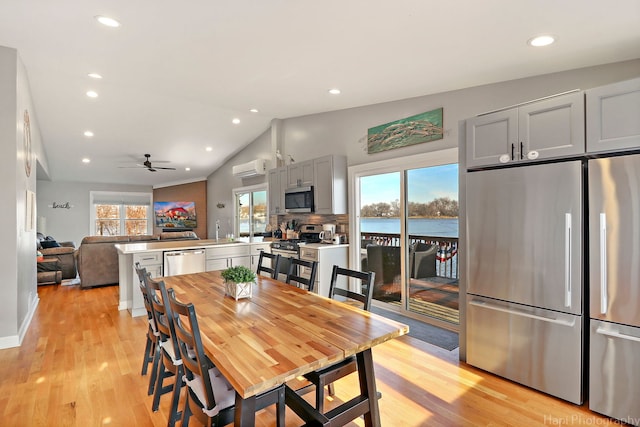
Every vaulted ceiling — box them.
[1,0,639,186]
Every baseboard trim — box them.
[0,293,39,349]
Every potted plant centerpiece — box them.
[221,265,256,300]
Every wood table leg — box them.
[234,393,256,426]
[357,348,381,427]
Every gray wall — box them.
[0,46,45,347]
[35,180,152,247]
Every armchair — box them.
[37,232,77,280]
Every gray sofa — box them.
[75,231,199,288]
[37,232,78,280]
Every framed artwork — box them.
[367,107,443,154]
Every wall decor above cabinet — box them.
[466,91,584,168]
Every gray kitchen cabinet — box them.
[205,244,251,271]
[466,91,584,168]
[586,77,640,153]
[313,155,347,214]
[268,166,287,215]
[287,159,314,188]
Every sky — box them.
[360,163,458,206]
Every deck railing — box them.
[361,232,459,279]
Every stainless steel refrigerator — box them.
[588,154,640,425]
[465,160,584,405]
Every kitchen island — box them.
[116,238,271,317]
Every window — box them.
[90,191,152,236]
[233,184,267,238]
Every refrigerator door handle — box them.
[600,213,608,314]
[564,213,572,308]
[469,299,576,326]
[596,326,640,343]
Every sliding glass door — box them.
[352,149,459,327]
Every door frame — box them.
[348,148,458,328]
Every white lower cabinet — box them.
[299,245,348,298]
[205,244,251,271]
[249,243,271,271]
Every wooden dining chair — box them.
[135,262,161,396]
[285,258,318,292]
[167,289,286,427]
[302,265,375,413]
[147,277,185,427]
[256,251,281,279]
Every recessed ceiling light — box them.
[86,90,98,98]
[232,118,241,124]
[95,15,121,28]
[528,35,556,47]
[185,167,191,171]
[82,158,91,163]
[205,147,213,152]
[328,88,341,95]
[249,108,259,113]
[84,131,94,137]
[88,73,103,79]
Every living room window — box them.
[90,191,153,236]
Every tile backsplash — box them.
[269,213,349,235]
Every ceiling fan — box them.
[120,154,176,172]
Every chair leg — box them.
[152,361,175,412]
[167,366,184,427]
[181,392,192,427]
[327,382,335,397]
[148,344,161,396]
[141,334,153,375]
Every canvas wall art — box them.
[367,107,443,154]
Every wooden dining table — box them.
[162,270,409,427]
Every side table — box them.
[37,257,62,285]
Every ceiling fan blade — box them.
[153,166,177,170]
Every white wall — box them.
[36,180,152,247]
[0,46,43,348]
[206,128,272,238]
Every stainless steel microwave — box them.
[285,186,314,213]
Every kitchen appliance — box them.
[270,224,323,280]
[163,249,206,276]
[465,161,584,404]
[284,186,314,213]
[588,154,640,424]
[332,234,344,245]
[320,224,336,243]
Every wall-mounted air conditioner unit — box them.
[232,159,266,178]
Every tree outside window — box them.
[95,204,148,236]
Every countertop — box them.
[300,242,350,250]
[115,238,269,254]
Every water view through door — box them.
[358,164,459,325]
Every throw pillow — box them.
[40,240,61,249]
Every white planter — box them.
[225,281,253,300]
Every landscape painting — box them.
[367,107,443,154]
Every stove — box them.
[270,224,322,252]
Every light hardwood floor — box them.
[0,283,618,426]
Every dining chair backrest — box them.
[286,258,318,292]
[256,251,281,279]
[167,289,236,420]
[328,265,375,311]
[147,277,181,360]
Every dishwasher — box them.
[163,249,206,276]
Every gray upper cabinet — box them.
[268,166,287,215]
[287,159,314,188]
[313,155,347,214]
[586,77,640,154]
[466,91,585,168]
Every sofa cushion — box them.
[159,231,199,240]
[81,235,131,244]
[130,235,159,242]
